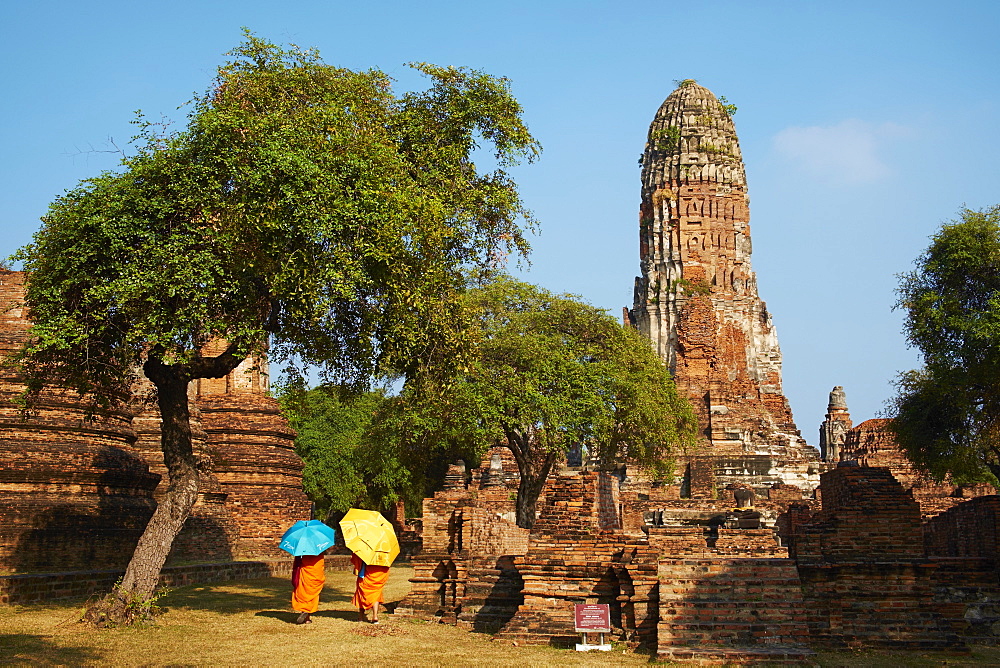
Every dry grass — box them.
[1,565,999,666]
[0,566,646,667]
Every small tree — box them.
[13,33,538,622]
[278,384,423,519]
[278,384,383,518]
[384,277,697,528]
[888,205,1000,484]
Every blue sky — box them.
[3,1,998,443]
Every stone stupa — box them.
[628,81,822,491]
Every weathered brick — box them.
[0,270,309,574]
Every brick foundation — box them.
[0,270,311,574]
[0,555,358,606]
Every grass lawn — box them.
[1,565,999,666]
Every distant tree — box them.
[887,205,1000,484]
[278,384,383,519]
[385,277,697,528]
[278,384,427,519]
[12,32,538,623]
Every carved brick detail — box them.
[629,82,822,493]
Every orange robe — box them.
[350,553,390,610]
[291,555,325,613]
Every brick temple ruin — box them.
[395,82,1000,661]
[0,269,310,575]
[627,80,821,493]
[4,80,1000,661]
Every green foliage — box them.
[650,125,681,152]
[886,370,994,484]
[12,30,540,403]
[675,277,712,296]
[278,384,395,518]
[716,95,738,117]
[888,205,1000,483]
[367,394,484,511]
[698,142,729,156]
[384,276,697,524]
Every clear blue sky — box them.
[3,1,998,443]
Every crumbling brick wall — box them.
[0,270,309,573]
[921,493,1000,645]
[494,472,661,648]
[842,419,995,520]
[396,459,530,625]
[793,465,960,649]
[924,495,1000,559]
[796,465,923,562]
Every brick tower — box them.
[629,81,821,490]
[818,386,852,463]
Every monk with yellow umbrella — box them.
[339,508,400,624]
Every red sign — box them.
[574,603,611,632]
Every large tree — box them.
[12,33,538,622]
[383,277,697,528]
[888,205,1000,484]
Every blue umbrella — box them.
[279,520,337,556]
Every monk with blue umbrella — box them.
[279,520,336,624]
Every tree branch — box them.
[190,340,244,379]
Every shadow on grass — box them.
[813,646,1000,668]
[312,609,367,622]
[255,609,361,624]
[159,577,353,615]
[254,610,303,624]
[0,634,105,665]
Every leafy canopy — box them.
[888,205,1000,483]
[279,384,404,518]
[13,32,540,399]
[384,277,697,497]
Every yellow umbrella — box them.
[339,508,400,567]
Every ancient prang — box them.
[628,81,821,491]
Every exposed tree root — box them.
[78,582,167,628]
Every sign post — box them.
[574,603,612,651]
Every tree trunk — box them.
[515,458,555,529]
[95,341,244,624]
[506,429,557,529]
[105,364,201,621]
